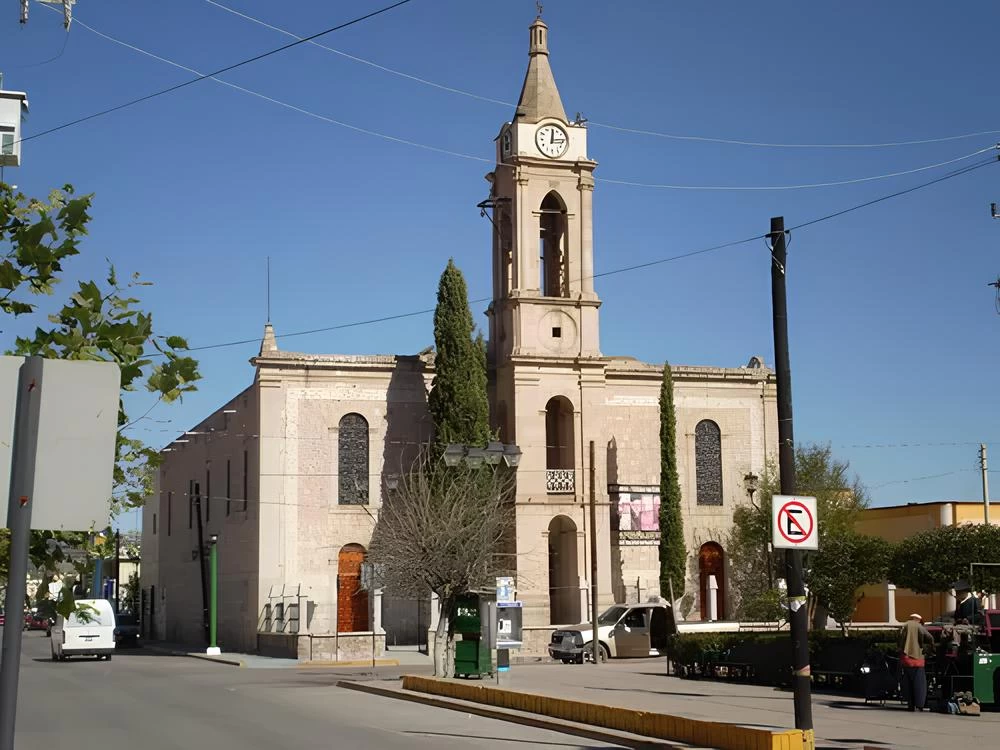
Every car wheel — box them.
[105,654,112,661]
[561,658,574,664]
[583,643,609,664]
[50,652,57,662]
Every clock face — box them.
[535,124,568,158]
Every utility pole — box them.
[981,444,991,525]
[589,440,599,665]
[769,216,813,733]
[193,482,209,643]
[114,529,121,613]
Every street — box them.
[1,630,624,750]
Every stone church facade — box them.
[141,15,777,658]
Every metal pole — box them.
[981,444,990,525]
[209,539,218,650]
[115,529,121,613]
[769,216,813,732]
[194,483,209,644]
[0,360,43,750]
[589,440,599,665]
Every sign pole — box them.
[769,216,813,734]
[0,361,43,750]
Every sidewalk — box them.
[455,660,997,749]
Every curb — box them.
[298,659,400,668]
[337,680,685,749]
[143,645,244,667]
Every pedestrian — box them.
[898,613,934,711]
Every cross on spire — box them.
[536,2,543,17]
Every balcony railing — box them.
[546,469,575,494]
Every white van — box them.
[50,599,117,661]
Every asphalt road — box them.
[2,629,624,750]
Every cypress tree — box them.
[428,259,490,447]
[658,362,686,599]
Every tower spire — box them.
[515,14,567,123]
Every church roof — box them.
[515,15,567,124]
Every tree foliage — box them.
[368,451,515,676]
[727,444,873,626]
[889,523,1000,594]
[807,533,890,632]
[427,259,489,447]
[658,362,685,599]
[1,182,200,615]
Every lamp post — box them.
[744,472,772,588]
[207,534,220,656]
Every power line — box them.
[200,0,1000,152]
[55,11,997,192]
[165,155,997,354]
[19,0,415,146]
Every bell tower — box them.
[486,15,600,375]
[485,14,612,628]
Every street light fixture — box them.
[743,472,760,508]
[464,448,486,469]
[484,441,505,465]
[503,444,522,468]
[442,444,466,468]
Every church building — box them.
[140,15,777,659]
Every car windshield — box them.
[598,606,627,625]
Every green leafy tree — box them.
[1,182,200,616]
[658,362,685,599]
[727,444,871,623]
[889,523,1000,594]
[808,532,891,633]
[427,259,489,447]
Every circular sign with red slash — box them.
[772,495,818,550]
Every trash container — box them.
[452,592,493,678]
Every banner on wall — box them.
[610,484,660,546]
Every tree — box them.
[726,444,872,625]
[368,451,515,676]
[658,362,685,600]
[427,259,489,447]
[808,532,890,633]
[1,182,200,616]
[889,523,1000,595]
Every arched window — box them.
[545,396,575,494]
[338,413,369,505]
[539,192,569,298]
[695,420,723,506]
[698,542,726,620]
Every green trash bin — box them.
[452,593,494,678]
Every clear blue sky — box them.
[3,0,999,533]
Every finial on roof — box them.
[536,1,543,17]
[259,322,278,355]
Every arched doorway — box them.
[548,515,580,624]
[337,543,370,633]
[698,542,725,621]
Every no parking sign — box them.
[772,495,819,550]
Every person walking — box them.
[898,613,934,711]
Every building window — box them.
[167,492,172,536]
[188,480,194,528]
[695,420,723,506]
[226,459,231,516]
[1,132,14,156]
[153,513,157,535]
[338,413,369,505]
[242,449,249,513]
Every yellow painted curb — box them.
[401,675,811,750]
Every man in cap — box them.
[898,613,934,711]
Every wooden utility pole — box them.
[589,440,599,665]
[769,216,813,732]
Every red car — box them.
[0,611,5,627]
[24,611,50,631]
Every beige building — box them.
[141,15,777,658]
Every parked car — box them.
[24,610,50,631]
[548,600,677,663]
[0,610,5,627]
[114,614,140,648]
[50,599,117,661]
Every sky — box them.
[2,0,999,532]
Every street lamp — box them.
[442,444,466,468]
[743,472,760,508]
[503,444,522,468]
[207,534,220,656]
[484,441,505,466]
[465,448,487,469]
